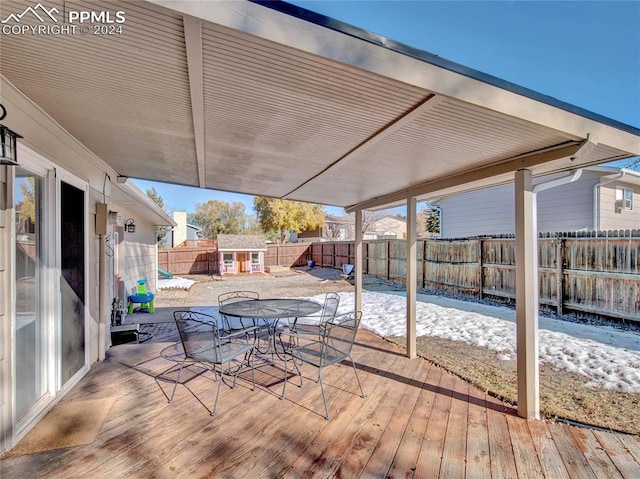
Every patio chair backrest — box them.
[322,311,361,362]
[218,290,259,306]
[320,292,340,322]
[173,310,223,361]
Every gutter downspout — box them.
[592,171,626,234]
[533,168,583,195]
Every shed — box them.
[216,234,268,274]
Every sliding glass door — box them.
[14,167,46,418]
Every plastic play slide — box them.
[158,268,174,279]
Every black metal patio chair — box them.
[281,311,366,420]
[170,310,259,416]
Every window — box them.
[251,252,260,264]
[223,253,233,266]
[623,188,634,210]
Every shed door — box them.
[237,252,247,273]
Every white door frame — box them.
[55,168,90,395]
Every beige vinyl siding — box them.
[440,184,515,238]
[439,170,604,237]
[599,183,640,231]
[535,175,596,232]
[118,206,159,297]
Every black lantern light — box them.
[125,218,136,233]
[0,104,22,166]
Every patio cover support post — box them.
[406,196,417,358]
[355,209,363,314]
[515,169,540,420]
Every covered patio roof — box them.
[1,0,638,211]
[1,0,639,421]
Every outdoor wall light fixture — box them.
[116,175,128,183]
[0,104,22,166]
[125,218,136,233]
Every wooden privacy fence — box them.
[158,247,218,274]
[306,232,640,323]
[158,243,312,274]
[158,231,639,322]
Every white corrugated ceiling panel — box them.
[1,0,198,185]
[291,97,581,205]
[200,22,431,198]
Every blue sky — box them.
[134,0,640,216]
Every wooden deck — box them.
[2,324,639,478]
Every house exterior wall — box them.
[439,170,604,238]
[118,205,159,297]
[367,216,407,239]
[173,211,187,247]
[0,166,11,450]
[599,182,640,231]
[0,78,170,452]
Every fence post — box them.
[332,242,336,269]
[556,237,564,316]
[422,240,427,289]
[365,241,369,274]
[386,240,391,281]
[478,238,484,300]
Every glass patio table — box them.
[218,298,322,358]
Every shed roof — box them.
[217,234,267,252]
[1,0,638,212]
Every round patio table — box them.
[219,298,322,358]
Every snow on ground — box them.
[300,291,640,394]
[157,276,196,290]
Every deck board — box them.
[464,382,491,479]
[479,387,519,479]
[439,377,470,478]
[548,422,599,479]
[413,368,456,478]
[1,328,638,479]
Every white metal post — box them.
[406,196,417,358]
[515,169,540,420]
[355,209,363,314]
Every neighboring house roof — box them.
[111,180,175,227]
[217,234,267,251]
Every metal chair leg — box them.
[168,361,185,403]
[350,355,367,398]
[211,365,224,416]
[317,371,331,420]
